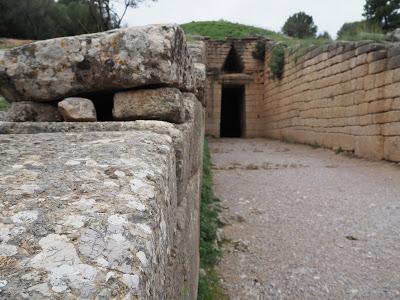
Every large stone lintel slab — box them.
[0,24,195,102]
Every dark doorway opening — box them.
[220,84,245,137]
[222,45,244,73]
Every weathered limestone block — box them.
[384,136,400,161]
[355,135,384,160]
[187,41,207,64]
[0,130,194,299]
[113,88,186,123]
[58,97,97,122]
[6,101,62,122]
[0,111,6,121]
[386,28,400,42]
[194,63,207,106]
[0,24,195,102]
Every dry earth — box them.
[210,138,400,300]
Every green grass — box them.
[182,20,289,42]
[198,139,227,300]
[0,97,10,111]
[338,32,386,43]
[181,20,331,49]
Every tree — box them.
[0,0,156,39]
[364,0,400,31]
[282,12,318,38]
[317,31,332,40]
[86,0,156,31]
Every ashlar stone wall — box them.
[263,42,400,161]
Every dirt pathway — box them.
[210,138,400,300]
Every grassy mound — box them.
[181,20,289,41]
[181,20,331,49]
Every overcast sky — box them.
[121,0,365,38]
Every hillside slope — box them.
[181,20,331,49]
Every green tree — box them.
[317,31,332,40]
[282,12,318,38]
[363,0,400,31]
[85,0,156,31]
[0,0,156,39]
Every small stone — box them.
[122,274,140,291]
[11,210,39,224]
[58,98,97,122]
[136,251,148,267]
[0,244,18,256]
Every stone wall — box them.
[263,42,400,161]
[205,38,265,137]
[0,25,205,299]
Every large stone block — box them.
[6,101,62,122]
[194,63,207,106]
[0,24,195,102]
[187,41,207,64]
[113,88,186,123]
[355,135,384,160]
[384,136,400,162]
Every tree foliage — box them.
[282,12,318,38]
[363,0,400,31]
[0,0,154,39]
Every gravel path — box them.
[210,138,400,300]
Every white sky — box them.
[120,0,365,38]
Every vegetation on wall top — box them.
[268,45,286,80]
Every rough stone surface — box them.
[0,24,195,102]
[6,101,62,122]
[58,97,97,122]
[212,138,400,300]
[187,41,207,64]
[0,111,6,121]
[0,93,204,299]
[0,129,195,299]
[384,136,400,161]
[113,88,186,123]
[386,28,400,42]
[194,63,207,106]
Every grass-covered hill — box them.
[181,20,290,42]
[181,20,331,48]
[181,20,386,45]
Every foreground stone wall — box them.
[0,25,205,299]
[0,96,204,299]
[263,42,400,161]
